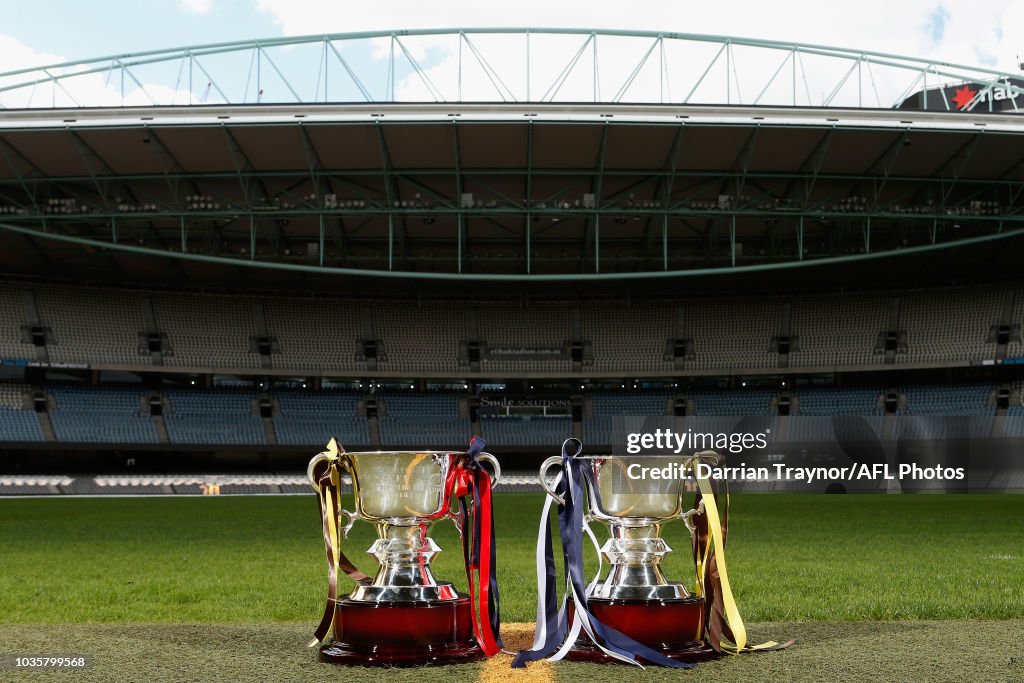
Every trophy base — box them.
[565,596,718,665]
[319,596,486,667]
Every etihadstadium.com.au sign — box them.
[609,416,1024,492]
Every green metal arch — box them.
[3,220,1023,282]
[1,28,1022,110]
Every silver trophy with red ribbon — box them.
[307,436,502,666]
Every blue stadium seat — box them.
[690,390,776,416]
[49,386,158,444]
[0,407,44,442]
[163,389,265,446]
[377,392,470,447]
[480,415,572,448]
[794,388,884,416]
[583,392,671,446]
[900,384,994,416]
[272,390,370,447]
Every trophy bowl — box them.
[539,453,715,664]
[341,451,468,522]
[540,454,695,600]
[308,448,500,666]
[574,455,688,524]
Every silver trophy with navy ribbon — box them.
[513,439,782,668]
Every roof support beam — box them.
[64,128,164,273]
[732,125,760,207]
[939,132,984,205]
[525,121,533,274]
[375,122,407,268]
[66,129,118,212]
[5,160,1024,192]
[453,121,465,273]
[642,122,685,271]
[221,124,285,251]
[782,126,834,208]
[5,217,1024,281]
[221,124,257,202]
[865,129,910,209]
[297,122,347,265]
[142,126,202,209]
[0,136,42,208]
[705,124,759,258]
[583,122,608,273]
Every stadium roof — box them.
[0,29,1023,287]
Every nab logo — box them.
[949,80,1020,110]
[951,86,977,110]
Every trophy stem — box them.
[348,522,459,602]
[567,522,716,663]
[592,523,689,600]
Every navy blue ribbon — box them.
[513,438,693,669]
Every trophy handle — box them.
[447,508,464,534]
[680,498,706,534]
[339,508,358,538]
[475,452,502,486]
[306,438,350,489]
[306,452,330,489]
[539,456,566,506]
[306,449,359,537]
[332,455,359,537]
[447,452,501,533]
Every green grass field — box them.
[1,493,1022,681]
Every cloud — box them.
[0,33,197,109]
[927,4,950,44]
[0,34,67,108]
[180,0,214,15]
[0,34,64,73]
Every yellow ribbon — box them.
[693,453,784,654]
[307,438,349,648]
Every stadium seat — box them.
[49,385,158,444]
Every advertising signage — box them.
[898,77,1024,113]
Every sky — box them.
[0,1,1023,107]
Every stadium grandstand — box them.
[2,28,1024,493]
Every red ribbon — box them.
[454,459,502,656]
